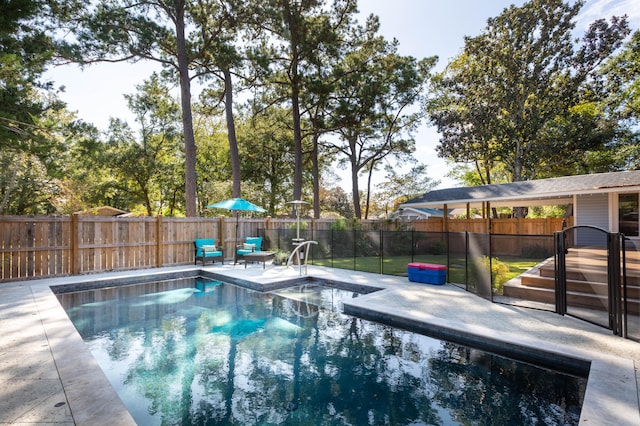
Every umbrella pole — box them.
[234,211,239,264]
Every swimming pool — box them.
[57,277,586,425]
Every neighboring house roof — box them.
[75,206,129,216]
[402,170,640,209]
[398,207,445,218]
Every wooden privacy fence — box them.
[0,215,341,282]
[411,217,572,234]
[1,214,572,283]
[0,215,219,282]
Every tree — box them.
[193,107,233,215]
[327,16,435,218]
[55,120,115,213]
[237,107,296,216]
[427,52,501,186]
[428,0,630,186]
[0,150,59,214]
[248,0,359,210]
[101,76,183,215]
[68,0,244,216]
[1,0,60,148]
[601,31,640,124]
[600,30,640,169]
[319,185,353,219]
[375,163,440,216]
[0,0,75,214]
[190,0,255,199]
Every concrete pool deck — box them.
[1,263,639,425]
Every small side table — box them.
[242,251,275,269]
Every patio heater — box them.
[287,200,308,240]
[287,200,309,263]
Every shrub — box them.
[273,250,290,265]
[488,257,511,294]
[467,256,511,295]
[330,219,348,231]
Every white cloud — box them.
[579,0,640,32]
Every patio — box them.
[1,263,639,425]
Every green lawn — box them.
[311,255,543,289]
[312,255,448,275]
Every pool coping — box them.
[2,264,639,425]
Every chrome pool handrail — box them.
[286,240,318,275]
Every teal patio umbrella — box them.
[206,198,266,262]
[206,198,266,213]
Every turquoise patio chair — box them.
[236,236,263,263]
[194,238,223,266]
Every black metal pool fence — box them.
[258,228,554,299]
[259,227,640,341]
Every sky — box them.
[44,0,640,190]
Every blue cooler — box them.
[407,263,447,285]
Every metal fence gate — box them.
[554,226,627,337]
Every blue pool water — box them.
[58,277,586,425]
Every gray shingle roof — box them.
[403,170,640,207]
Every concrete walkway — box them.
[1,264,639,425]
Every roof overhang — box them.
[401,186,640,210]
[401,171,640,211]
[402,197,573,210]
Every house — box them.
[401,170,640,237]
[396,207,445,221]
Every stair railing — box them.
[286,240,318,275]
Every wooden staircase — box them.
[503,252,640,314]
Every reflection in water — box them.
[58,279,586,425]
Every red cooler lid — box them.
[407,263,446,270]
[426,264,447,270]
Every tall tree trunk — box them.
[143,188,152,216]
[224,68,241,198]
[175,0,197,217]
[351,163,361,219]
[513,140,524,183]
[291,72,303,205]
[285,1,303,205]
[364,165,374,219]
[311,132,320,219]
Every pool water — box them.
[58,277,586,425]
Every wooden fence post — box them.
[71,213,79,275]
[156,215,163,267]
[486,202,492,233]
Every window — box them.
[619,193,639,237]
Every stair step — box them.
[501,253,640,313]
[520,273,640,298]
[503,284,555,304]
[503,280,640,313]
[539,265,640,285]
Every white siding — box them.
[575,193,609,246]
[576,193,609,229]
